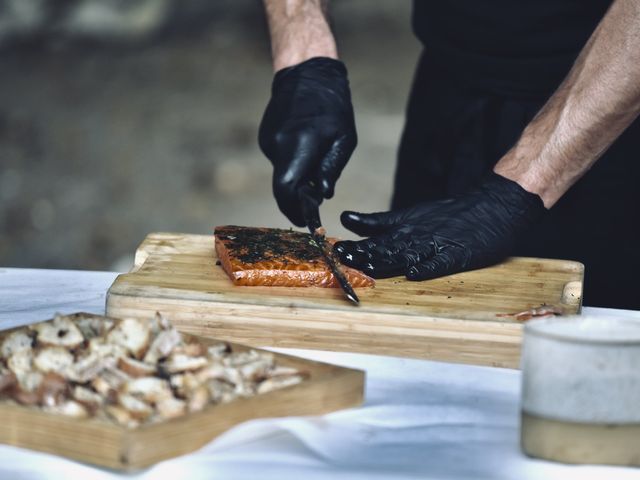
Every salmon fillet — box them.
[214,226,375,288]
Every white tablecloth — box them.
[1,268,639,480]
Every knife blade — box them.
[299,185,360,304]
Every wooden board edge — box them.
[0,403,127,469]
[122,367,365,469]
[106,280,582,320]
[106,294,524,369]
[106,280,542,330]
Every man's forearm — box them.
[263,0,337,71]
[494,0,640,208]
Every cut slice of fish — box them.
[214,225,375,288]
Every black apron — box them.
[393,1,640,309]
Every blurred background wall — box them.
[0,0,419,272]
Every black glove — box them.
[334,173,546,280]
[259,57,357,226]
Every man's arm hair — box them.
[263,0,337,71]
[494,0,640,208]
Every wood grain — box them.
[0,313,364,470]
[106,232,584,368]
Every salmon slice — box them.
[214,226,375,288]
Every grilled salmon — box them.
[214,226,375,288]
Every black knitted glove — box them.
[259,57,357,226]
[334,173,546,280]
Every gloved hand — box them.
[259,57,357,226]
[334,173,546,280]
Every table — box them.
[1,268,639,480]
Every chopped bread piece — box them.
[38,372,69,407]
[269,365,304,377]
[239,358,273,381]
[118,356,156,378]
[1,330,33,359]
[75,315,114,339]
[148,311,171,336]
[103,366,131,384]
[207,343,231,359]
[12,387,41,406]
[0,367,17,393]
[124,377,172,403]
[193,362,227,383]
[66,353,117,383]
[14,371,44,395]
[91,367,130,400]
[220,366,242,386]
[7,349,33,376]
[106,405,138,429]
[118,393,153,421]
[164,354,208,373]
[91,377,116,400]
[187,386,210,413]
[8,351,44,405]
[88,337,127,359]
[7,350,43,394]
[44,400,89,419]
[233,378,256,397]
[174,342,207,357]
[207,379,237,404]
[32,315,84,349]
[72,385,104,413]
[156,396,186,420]
[168,373,186,393]
[34,347,74,374]
[143,328,181,364]
[257,375,304,394]
[223,349,271,368]
[107,318,151,359]
[73,385,104,404]
[169,373,201,398]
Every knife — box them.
[299,184,360,305]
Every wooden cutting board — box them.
[106,232,584,369]
[0,313,364,470]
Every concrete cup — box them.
[520,315,640,466]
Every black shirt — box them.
[412,0,612,97]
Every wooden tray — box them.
[106,232,584,369]
[0,313,364,470]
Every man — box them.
[258,1,640,309]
